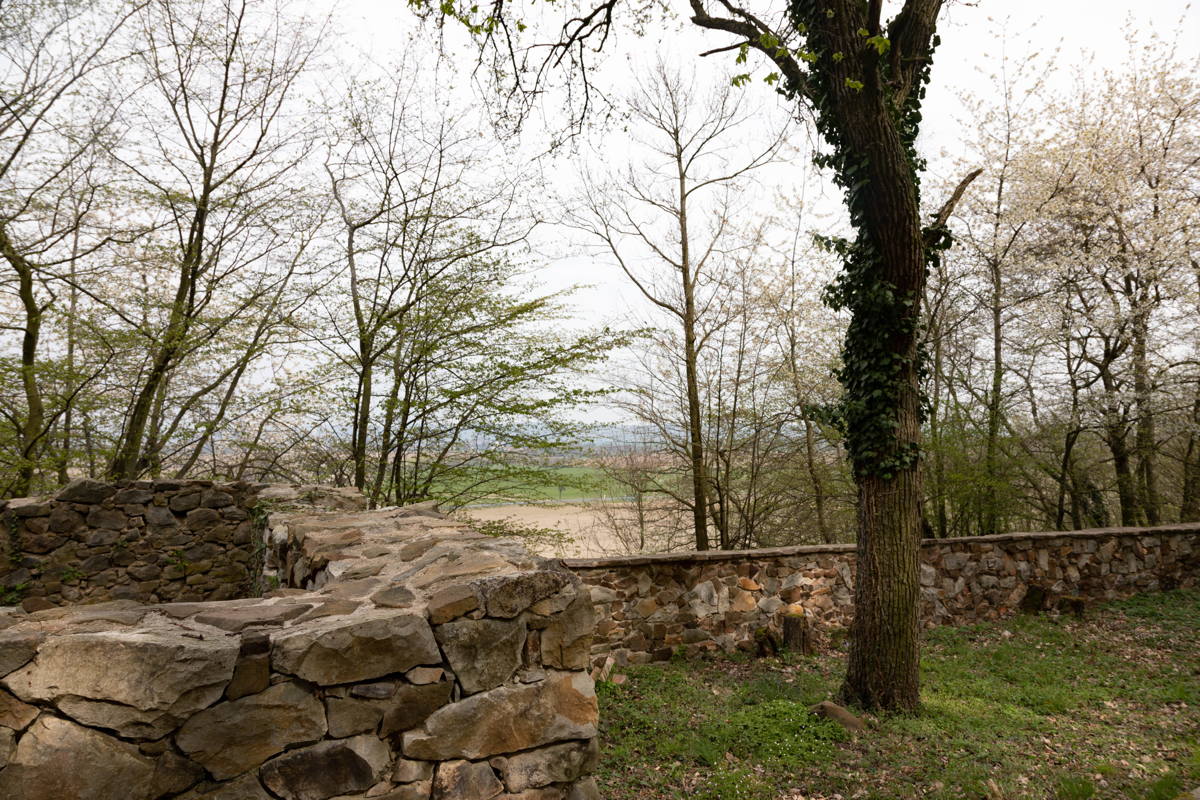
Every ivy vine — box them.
[784,1,952,481]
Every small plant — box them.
[5,512,22,566]
[1,582,29,606]
[1055,777,1096,799]
[59,566,84,584]
[168,549,189,570]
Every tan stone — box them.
[406,666,445,685]
[0,715,157,800]
[2,623,238,739]
[0,688,38,731]
[393,758,435,783]
[432,760,503,800]
[540,594,593,671]
[403,671,598,761]
[426,584,480,624]
[176,681,326,779]
[271,609,440,685]
[737,577,762,591]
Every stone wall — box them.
[568,524,1200,666]
[0,480,367,609]
[0,499,600,800]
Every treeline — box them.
[5,3,1198,551]
[585,42,1199,551]
[0,0,620,504]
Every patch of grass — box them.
[597,589,1200,800]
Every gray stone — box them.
[380,680,455,736]
[482,571,570,618]
[145,505,177,526]
[194,602,312,632]
[260,735,390,800]
[0,726,12,769]
[0,629,42,677]
[56,478,116,504]
[272,609,440,685]
[566,777,602,800]
[325,696,384,737]
[433,760,503,800]
[435,617,525,694]
[176,681,327,779]
[403,671,598,761]
[491,739,598,791]
[3,624,238,739]
[176,775,275,800]
[170,492,202,512]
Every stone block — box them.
[403,671,597,761]
[176,681,326,779]
[271,609,440,685]
[435,617,525,694]
[260,735,390,800]
[3,623,238,739]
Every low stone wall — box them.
[568,524,1200,666]
[0,480,366,609]
[0,500,600,800]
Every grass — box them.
[595,589,1200,800]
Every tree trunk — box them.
[833,83,926,713]
[678,156,710,551]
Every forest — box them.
[2,0,1198,554]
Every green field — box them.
[596,590,1200,800]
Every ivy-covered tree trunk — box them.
[781,0,953,711]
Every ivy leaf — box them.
[845,78,864,91]
[730,73,752,87]
[764,72,780,85]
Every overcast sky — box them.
[321,0,1198,326]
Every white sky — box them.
[318,0,1199,330]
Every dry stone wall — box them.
[569,525,1200,666]
[0,495,600,800]
[0,480,366,609]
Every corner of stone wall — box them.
[0,493,602,800]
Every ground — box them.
[595,589,1200,800]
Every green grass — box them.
[596,589,1200,800]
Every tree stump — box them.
[782,612,814,656]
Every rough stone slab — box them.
[379,680,454,736]
[403,671,598,760]
[260,734,390,800]
[0,689,37,731]
[271,609,440,685]
[176,681,327,779]
[3,624,238,739]
[56,478,117,504]
[480,571,571,619]
[0,715,157,800]
[175,775,274,800]
[0,629,42,678]
[426,585,479,624]
[435,617,525,694]
[491,740,598,792]
[433,759,503,800]
[194,602,313,632]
